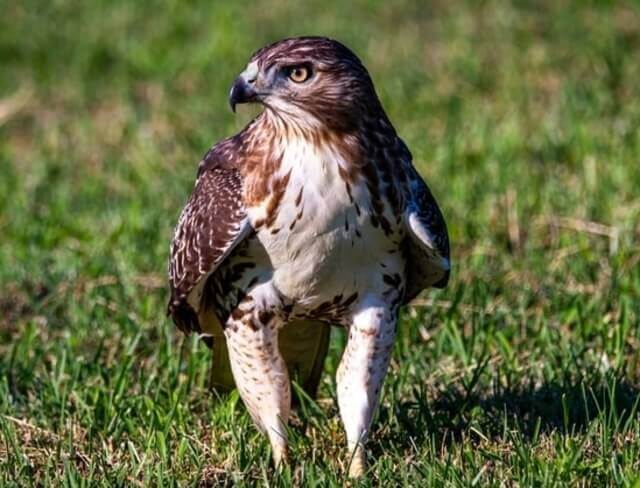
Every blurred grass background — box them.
[1,0,640,485]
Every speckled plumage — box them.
[168,36,450,476]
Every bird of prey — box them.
[168,36,450,477]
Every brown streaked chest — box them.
[240,130,403,304]
[243,131,365,236]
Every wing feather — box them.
[168,142,251,334]
[401,153,451,302]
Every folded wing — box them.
[168,144,251,334]
[402,158,451,302]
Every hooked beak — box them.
[228,75,258,113]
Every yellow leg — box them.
[347,444,366,478]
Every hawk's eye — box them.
[288,65,311,83]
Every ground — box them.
[1,1,640,486]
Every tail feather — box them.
[198,308,330,397]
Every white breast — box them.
[248,136,402,306]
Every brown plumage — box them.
[168,36,450,476]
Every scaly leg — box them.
[337,297,397,477]
[224,286,291,466]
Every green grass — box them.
[1,0,640,485]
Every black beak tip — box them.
[229,77,245,114]
[229,76,258,113]
[229,87,238,114]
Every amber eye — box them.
[288,66,310,83]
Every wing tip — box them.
[432,269,450,289]
[167,299,201,335]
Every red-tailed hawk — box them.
[168,37,450,477]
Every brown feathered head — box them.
[229,37,381,132]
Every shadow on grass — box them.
[374,374,640,453]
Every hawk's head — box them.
[229,37,380,132]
